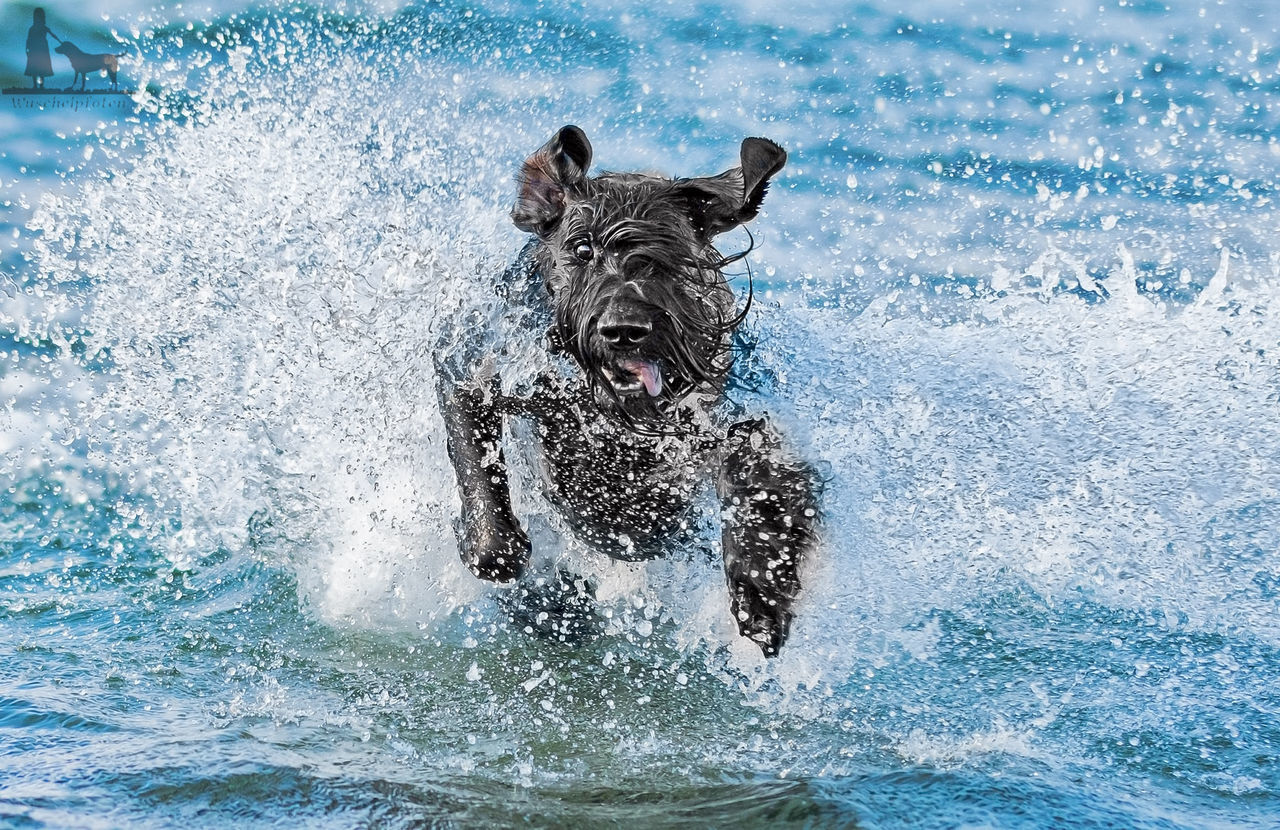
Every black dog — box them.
[436,126,820,656]
[55,42,124,91]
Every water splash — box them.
[22,0,1280,659]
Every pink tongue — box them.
[621,360,663,397]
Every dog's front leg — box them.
[717,418,821,657]
[436,374,530,583]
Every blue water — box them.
[3,1,1279,827]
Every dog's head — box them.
[54,42,71,56]
[511,125,786,427]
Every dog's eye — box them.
[572,241,594,263]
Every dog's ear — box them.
[511,125,593,236]
[677,137,787,238]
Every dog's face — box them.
[511,126,786,427]
[54,43,70,56]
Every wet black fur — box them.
[436,126,821,656]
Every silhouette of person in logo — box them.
[25,8,63,89]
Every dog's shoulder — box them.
[495,239,554,330]
[496,240,542,299]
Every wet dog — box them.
[436,126,820,656]
[55,42,124,91]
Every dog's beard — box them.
[567,328,731,436]
[591,356,670,425]
[605,358,664,397]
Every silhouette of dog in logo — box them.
[55,42,126,91]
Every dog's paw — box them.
[460,518,531,583]
[729,582,794,658]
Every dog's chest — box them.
[527,400,715,547]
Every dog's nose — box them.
[597,308,653,350]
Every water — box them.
[3,1,1279,826]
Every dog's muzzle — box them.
[596,300,664,397]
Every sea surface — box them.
[2,1,1279,827]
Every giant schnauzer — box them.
[436,126,820,656]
